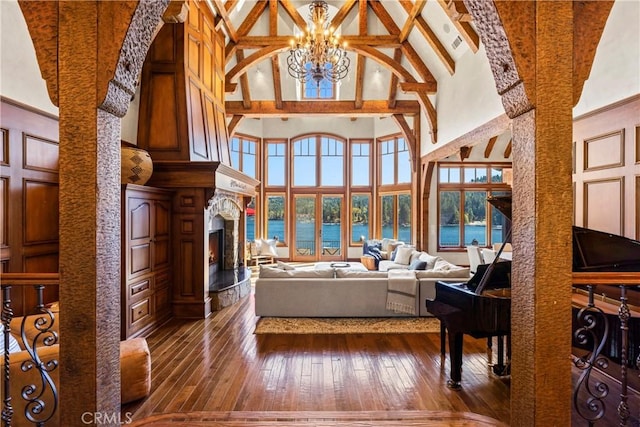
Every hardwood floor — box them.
[123,292,511,425]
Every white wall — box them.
[0,0,57,115]
[574,0,640,116]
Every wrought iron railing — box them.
[1,273,59,426]
[572,272,640,426]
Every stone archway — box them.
[208,190,243,270]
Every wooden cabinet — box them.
[122,184,172,339]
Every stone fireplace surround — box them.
[207,191,252,311]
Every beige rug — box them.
[254,316,441,334]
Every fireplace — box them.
[207,193,252,311]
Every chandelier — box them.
[286,1,350,86]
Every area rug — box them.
[254,316,441,334]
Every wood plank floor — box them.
[123,292,512,426]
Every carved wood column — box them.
[466,1,574,424]
[20,1,168,424]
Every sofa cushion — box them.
[258,239,278,257]
[259,265,334,279]
[336,270,389,279]
[418,252,440,270]
[277,260,296,270]
[394,246,414,265]
[415,267,470,278]
[408,259,427,270]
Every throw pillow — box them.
[418,252,440,270]
[408,259,427,270]
[277,260,295,270]
[394,246,414,265]
[258,239,278,257]
[0,324,21,353]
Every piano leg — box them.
[440,322,446,358]
[447,331,464,390]
[492,335,506,375]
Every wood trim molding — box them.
[583,129,625,172]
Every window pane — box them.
[351,194,370,243]
[397,148,411,183]
[266,195,286,242]
[464,167,488,183]
[464,191,487,246]
[322,196,342,256]
[381,195,394,238]
[491,167,503,183]
[439,191,460,247]
[267,143,285,186]
[295,197,316,256]
[351,143,370,186]
[490,190,512,246]
[380,141,395,185]
[398,193,411,243]
[243,151,256,179]
[321,137,343,186]
[293,138,316,186]
[246,197,255,241]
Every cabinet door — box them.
[127,198,153,279]
[153,200,171,270]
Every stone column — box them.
[466,1,574,425]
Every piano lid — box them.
[573,226,640,272]
[487,195,512,221]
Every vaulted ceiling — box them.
[214,0,483,144]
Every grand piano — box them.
[426,195,640,390]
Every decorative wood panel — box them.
[188,80,208,159]
[150,23,176,63]
[635,125,640,163]
[0,128,8,165]
[188,34,200,77]
[583,129,625,171]
[180,240,194,295]
[23,134,59,172]
[148,73,180,150]
[204,95,220,162]
[24,252,58,272]
[583,177,624,235]
[23,180,59,244]
[1,177,7,248]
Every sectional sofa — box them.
[254,259,470,318]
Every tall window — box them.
[266,194,286,242]
[266,141,286,186]
[438,164,511,249]
[379,135,410,186]
[230,135,257,178]
[293,137,316,186]
[321,136,343,186]
[379,193,411,243]
[351,141,371,186]
[351,194,370,243]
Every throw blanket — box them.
[386,270,418,315]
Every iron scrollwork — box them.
[573,285,610,424]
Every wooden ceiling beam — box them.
[400,41,437,87]
[399,81,437,96]
[236,50,252,109]
[504,139,512,158]
[226,45,288,86]
[436,0,479,53]
[278,0,308,32]
[388,48,402,108]
[269,0,278,35]
[413,92,437,143]
[391,114,417,173]
[459,146,471,161]
[209,0,238,42]
[226,100,421,116]
[330,0,358,30]
[400,0,454,75]
[359,0,368,34]
[227,115,245,137]
[225,0,268,61]
[224,0,238,12]
[369,0,400,35]
[399,0,426,43]
[354,44,415,82]
[232,35,400,49]
[484,135,498,158]
[355,55,365,109]
[271,56,283,110]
